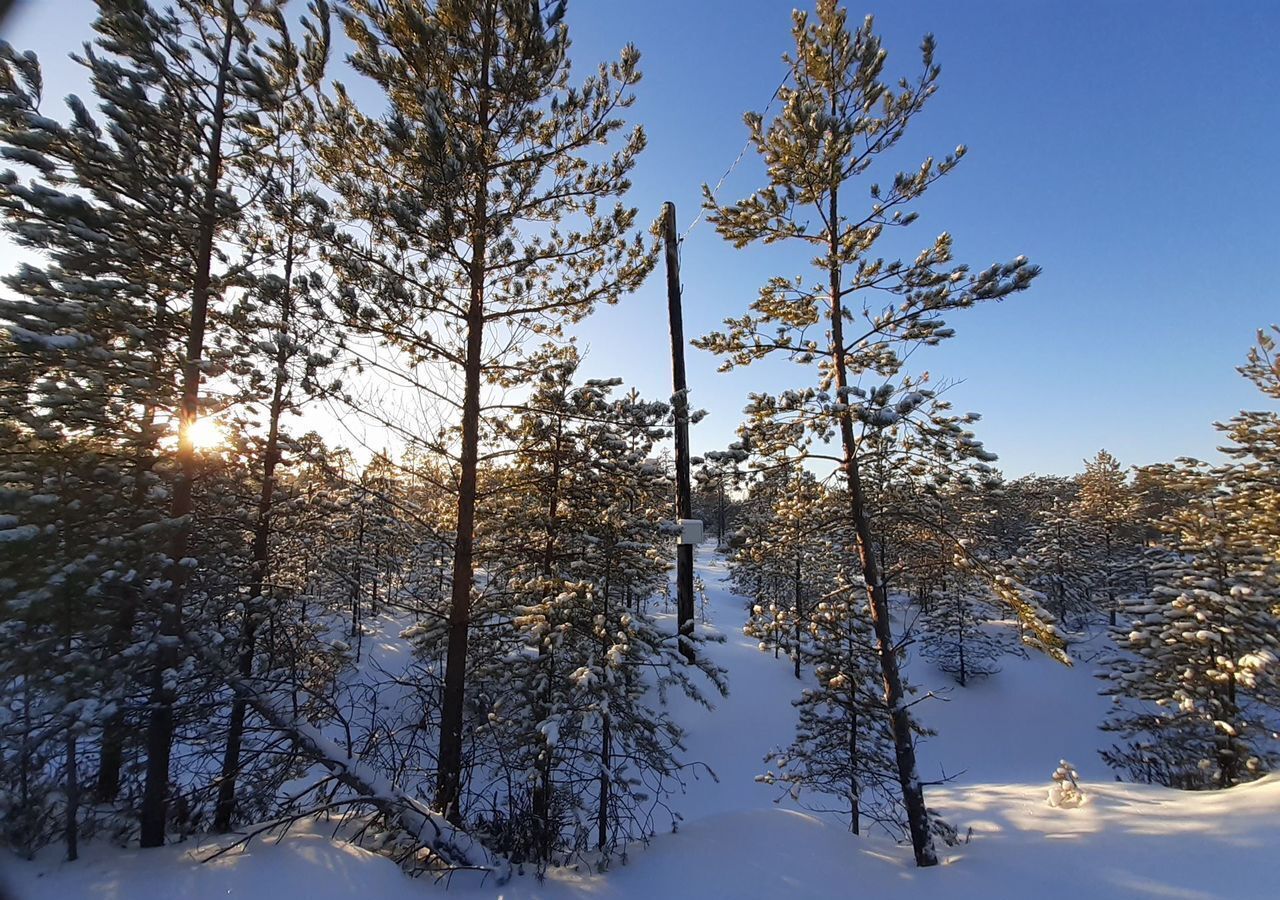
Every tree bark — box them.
[598,712,611,852]
[848,705,859,835]
[95,593,136,802]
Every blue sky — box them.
[5,1,1279,477]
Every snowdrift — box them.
[5,553,1277,900]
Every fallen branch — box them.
[184,632,506,879]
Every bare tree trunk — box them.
[1105,532,1117,627]
[96,592,136,802]
[1219,669,1239,786]
[598,712,611,852]
[351,507,365,660]
[64,622,79,861]
[64,730,79,861]
[717,476,725,548]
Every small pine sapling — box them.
[1047,760,1086,809]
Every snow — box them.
[0,524,39,543]
[6,551,1280,900]
[4,325,88,350]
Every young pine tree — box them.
[448,354,724,866]
[1075,450,1144,627]
[1019,493,1093,627]
[1099,475,1280,787]
[1101,332,1280,787]
[919,551,1018,687]
[753,513,906,837]
[738,468,828,680]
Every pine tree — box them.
[1019,494,1094,627]
[430,353,723,867]
[693,457,740,550]
[1222,327,1280,579]
[758,555,903,836]
[694,3,1042,864]
[0,24,195,855]
[0,0,330,847]
[1099,476,1280,787]
[738,468,828,679]
[920,552,1017,687]
[1101,330,1280,787]
[212,135,339,833]
[1076,450,1144,626]
[317,0,653,823]
[735,473,909,837]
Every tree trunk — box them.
[188,634,490,870]
[96,594,136,803]
[139,14,234,848]
[793,552,803,680]
[213,221,296,832]
[65,625,80,861]
[1105,532,1116,627]
[848,703,860,835]
[351,505,365,661]
[1219,669,1239,786]
[826,181,937,868]
[717,477,725,548]
[598,712,611,852]
[437,10,493,822]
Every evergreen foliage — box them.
[694,0,1046,866]
[1099,332,1280,789]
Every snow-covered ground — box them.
[5,550,1277,899]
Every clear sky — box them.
[5,1,1279,477]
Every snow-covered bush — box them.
[1047,760,1086,809]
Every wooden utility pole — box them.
[663,201,695,663]
[0,2,20,32]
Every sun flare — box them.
[186,416,225,451]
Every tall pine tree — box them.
[316,0,653,823]
[695,2,1041,865]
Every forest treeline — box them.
[0,0,1276,880]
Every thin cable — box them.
[680,72,789,243]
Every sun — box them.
[186,416,226,451]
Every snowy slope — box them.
[6,550,1278,900]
